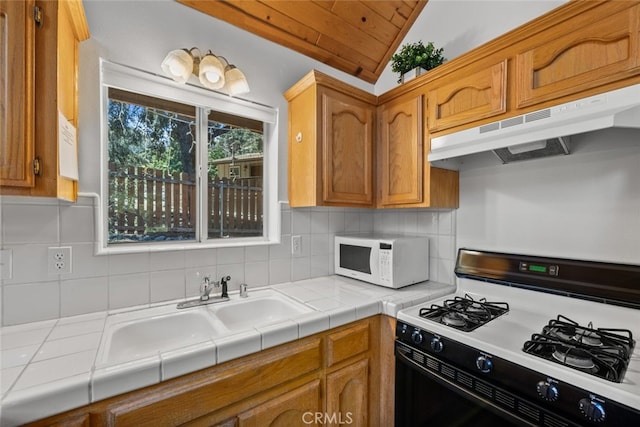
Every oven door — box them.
[395,342,533,427]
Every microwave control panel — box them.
[379,243,392,283]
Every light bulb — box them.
[198,53,225,89]
[224,65,250,96]
[161,49,193,84]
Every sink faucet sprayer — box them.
[220,275,230,299]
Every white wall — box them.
[457,130,640,264]
[0,1,567,326]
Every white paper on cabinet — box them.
[58,111,79,180]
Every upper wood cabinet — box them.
[0,0,35,189]
[377,94,459,209]
[378,95,423,206]
[515,3,640,109]
[285,70,376,208]
[0,0,89,201]
[427,60,507,132]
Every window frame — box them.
[97,59,280,254]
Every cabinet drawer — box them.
[326,321,369,367]
[105,338,322,426]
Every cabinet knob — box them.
[295,132,303,143]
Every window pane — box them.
[107,88,197,244]
[207,112,264,239]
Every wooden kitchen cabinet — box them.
[237,380,321,427]
[25,316,393,427]
[285,70,376,208]
[0,0,89,201]
[377,94,459,208]
[515,3,640,109]
[326,358,369,427]
[427,60,507,133]
[0,0,35,189]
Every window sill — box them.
[94,235,280,256]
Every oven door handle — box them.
[395,344,538,427]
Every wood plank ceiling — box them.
[177,0,428,84]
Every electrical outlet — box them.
[291,235,302,255]
[48,246,72,274]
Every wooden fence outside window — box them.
[108,164,263,241]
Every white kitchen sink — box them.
[97,306,229,365]
[207,289,314,331]
[97,289,315,365]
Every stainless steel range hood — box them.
[429,84,640,163]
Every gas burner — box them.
[441,312,468,328]
[552,346,597,370]
[419,294,509,332]
[574,330,603,347]
[523,315,635,382]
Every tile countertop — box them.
[0,275,454,425]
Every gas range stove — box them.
[396,249,640,426]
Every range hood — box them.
[429,84,640,163]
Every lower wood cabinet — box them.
[237,379,321,427]
[25,316,395,427]
[326,358,369,427]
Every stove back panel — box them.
[455,249,640,308]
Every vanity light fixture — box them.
[161,47,250,96]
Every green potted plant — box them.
[390,40,446,83]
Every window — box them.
[99,60,278,252]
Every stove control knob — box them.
[579,398,606,422]
[410,329,424,345]
[475,355,493,373]
[536,381,559,401]
[430,337,443,353]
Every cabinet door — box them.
[516,4,640,108]
[427,60,507,132]
[378,95,422,206]
[321,88,374,206]
[326,358,369,427]
[237,380,321,427]
[0,0,35,188]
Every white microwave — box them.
[334,234,429,288]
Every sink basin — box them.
[97,306,228,365]
[208,289,314,331]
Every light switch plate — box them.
[291,235,301,255]
[0,249,12,280]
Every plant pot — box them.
[401,67,428,84]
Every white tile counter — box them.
[0,275,454,425]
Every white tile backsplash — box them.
[2,203,59,244]
[108,273,150,309]
[0,196,457,326]
[3,282,60,326]
[60,277,109,317]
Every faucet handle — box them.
[200,275,211,292]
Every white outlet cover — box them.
[48,246,72,274]
[0,249,12,280]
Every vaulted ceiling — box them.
[177,0,428,84]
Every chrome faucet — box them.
[199,276,216,301]
[177,274,231,309]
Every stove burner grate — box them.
[419,294,509,332]
[523,315,635,383]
